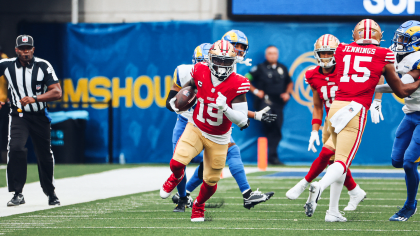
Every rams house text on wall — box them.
[60,75,172,109]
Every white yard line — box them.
[0,166,403,218]
[0,166,258,218]
[1,226,418,232]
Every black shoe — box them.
[172,192,193,208]
[173,197,189,212]
[48,193,60,206]
[243,189,275,210]
[7,193,25,207]
[268,158,284,165]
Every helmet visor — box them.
[212,56,235,66]
[391,31,412,53]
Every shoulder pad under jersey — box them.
[397,51,420,75]
[409,51,420,70]
[304,66,318,84]
[176,64,194,87]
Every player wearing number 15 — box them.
[287,34,366,214]
[305,19,420,221]
[160,40,250,222]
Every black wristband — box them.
[166,90,179,112]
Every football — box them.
[175,86,197,111]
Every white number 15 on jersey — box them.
[341,55,372,83]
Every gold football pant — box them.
[327,101,368,169]
[322,116,336,161]
[173,123,228,186]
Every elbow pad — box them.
[166,90,178,112]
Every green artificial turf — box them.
[0,171,416,236]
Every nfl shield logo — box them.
[36,84,41,90]
[349,107,354,113]
[22,36,28,42]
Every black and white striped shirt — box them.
[0,57,59,112]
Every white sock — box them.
[329,173,346,214]
[242,188,251,194]
[300,178,310,186]
[348,184,361,196]
[319,162,345,192]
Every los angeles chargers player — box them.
[168,34,275,212]
[375,20,420,221]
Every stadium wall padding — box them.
[19,20,403,165]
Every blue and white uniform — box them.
[388,21,420,220]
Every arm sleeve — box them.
[375,84,393,93]
[376,74,415,93]
[40,61,59,86]
[166,90,178,112]
[223,102,248,128]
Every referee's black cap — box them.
[16,35,34,48]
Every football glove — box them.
[369,99,383,124]
[169,97,184,114]
[254,106,277,123]
[215,92,228,111]
[308,130,320,153]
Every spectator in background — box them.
[0,45,8,163]
[246,45,293,165]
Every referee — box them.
[0,35,62,206]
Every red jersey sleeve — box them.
[384,48,396,64]
[235,74,250,95]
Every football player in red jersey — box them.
[305,19,420,222]
[286,34,367,211]
[160,40,251,222]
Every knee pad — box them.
[392,159,404,168]
[204,176,220,186]
[203,168,222,186]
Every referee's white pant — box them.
[7,108,55,196]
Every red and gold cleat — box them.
[191,200,205,222]
[160,173,183,199]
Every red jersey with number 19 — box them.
[334,42,395,108]
[305,66,338,115]
[191,62,250,135]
